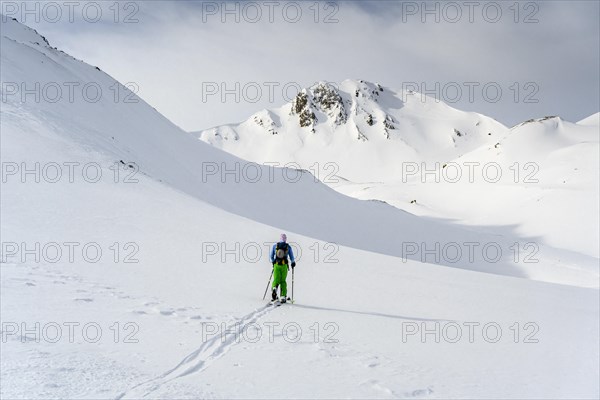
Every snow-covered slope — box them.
[334,115,600,261]
[195,80,509,182]
[3,171,599,399]
[577,112,600,126]
[4,147,598,398]
[1,17,599,399]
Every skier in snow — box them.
[270,233,296,303]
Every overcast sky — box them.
[6,0,599,131]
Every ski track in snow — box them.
[117,303,278,399]
[3,261,436,399]
[2,261,279,399]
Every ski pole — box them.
[291,267,294,303]
[262,269,273,300]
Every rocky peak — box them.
[290,82,348,130]
[286,80,402,139]
[312,82,347,125]
[290,90,317,131]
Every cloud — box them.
[7,0,599,130]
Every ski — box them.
[269,297,292,306]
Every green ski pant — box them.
[272,263,288,297]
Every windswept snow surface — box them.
[1,16,599,399]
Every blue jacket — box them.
[270,242,295,263]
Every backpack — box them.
[275,242,289,263]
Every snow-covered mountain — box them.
[1,17,598,399]
[195,81,599,278]
[196,80,509,182]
